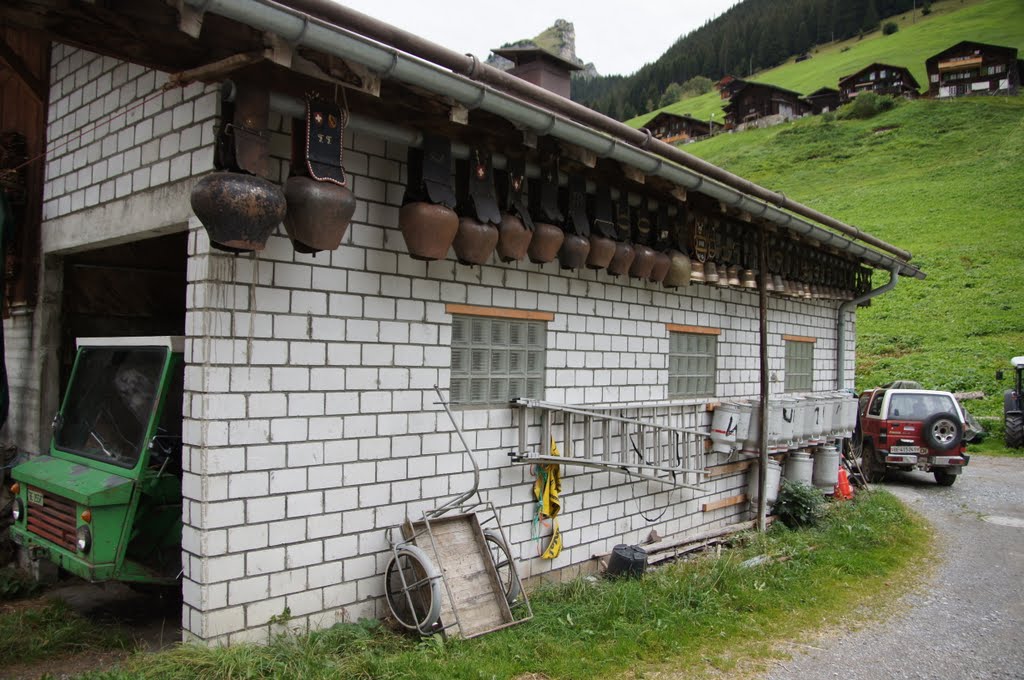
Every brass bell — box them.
[726,265,742,287]
[703,260,719,283]
[741,269,757,289]
[690,258,705,282]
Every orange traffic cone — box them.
[835,468,854,500]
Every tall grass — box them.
[0,599,133,664]
[83,491,929,680]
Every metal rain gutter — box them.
[836,265,900,390]
[186,0,923,279]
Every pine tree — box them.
[862,0,880,31]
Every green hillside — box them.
[627,0,1024,126]
[684,96,1024,430]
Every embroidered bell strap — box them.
[534,155,562,223]
[692,213,711,263]
[614,195,632,242]
[505,157,534,231]
[590,186,616,239]
[421,134,456,208]
[654,205,671,250]
[230,82,270,177]
[465,148,501,225]
[634,206,653,246]
[304,98,346,186]
[564,175,590,237]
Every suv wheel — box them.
[922,412,963,452]
[861,442,886,483]
[934,470,957,487]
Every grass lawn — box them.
[685,96,1024,423]
[627,0,1024,126]
[63,491,930,680]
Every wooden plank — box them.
[705,460,754,479]
[782,334,817,343]
[444,303,554,322]
[701,493,748,512]
[666,323,721,335]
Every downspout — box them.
[184,0,916,268]
[836,265,900,390]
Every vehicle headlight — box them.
[12,498,23,522]
[76,525,92,553]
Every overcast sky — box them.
[333,0,743,76]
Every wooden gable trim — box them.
[445,303,554,322]
[783,334,817,343]
[0,36,47,104]
[666,324,721,336]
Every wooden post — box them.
[757,225,770,532]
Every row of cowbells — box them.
[191,91,357,255]
[710,392,859,456]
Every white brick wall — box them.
[42,44,218,222]
[180,117,857,644]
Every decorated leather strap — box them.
[692,213,711,263]
[304,98,346,186]
[564,175,590,237]
[655,206,671,250]
[404,134,456,208]
[590,187,616,239]
[614,195,631,242]
[535,155,563,223]
[465,148,501,225]
[506,158,535,231]
[634,206,652,246]
[231,82,270,177]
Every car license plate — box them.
[890,446,922,454]
[27,489,44,506]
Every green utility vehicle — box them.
[8,337,184,585]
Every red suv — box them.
[857,387,969,486]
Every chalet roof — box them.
[0,0,922,279]
[805,87,840,98]
[838,63,920,89]
[926,40,1019,65]
[491,46,583,72]
[728,81,805,100]
[643,111,710,128]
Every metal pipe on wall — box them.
[835,265,900,390]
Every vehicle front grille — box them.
[26,487,78,551]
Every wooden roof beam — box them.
[0,35,46,104]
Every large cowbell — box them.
[190,81,286,253]
[284,97,357,254]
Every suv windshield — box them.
[887,393,957,421]
[54,347,167,468]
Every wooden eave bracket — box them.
[560,141,597,169]
[0,36,46,104]
[174,0,206,40]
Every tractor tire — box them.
[1006,412,1024,449]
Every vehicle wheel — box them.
[483,529,522,605]
[384,545,442,634]
[921,412,963,452]
[860,442,886,483]
[1005,412,1024,449]
[934,470,957,486]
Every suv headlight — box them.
[76,526,92,553]
[12,498,23,522]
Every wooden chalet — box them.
[804,87,841,114]
[491,45,582,99]
[838,63,919,103]
[643,112,711,144]
[715,75,746,100]
[925,41,1022,98]
[723,81,811,129]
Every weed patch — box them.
[0,599,133,665]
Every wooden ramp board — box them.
[404,513,513,638]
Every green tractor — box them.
[8,337,184,585]
[1001,356,1024,449]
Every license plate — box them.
[890,446,922,454]
[27,489,44,506]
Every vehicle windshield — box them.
[887,393,957,421]
[54,347,167,468]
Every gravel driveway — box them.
[767,455,1024,680]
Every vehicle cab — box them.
[8,337,184,585]
[857,387,969,486]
